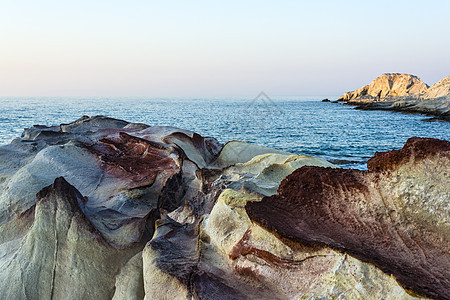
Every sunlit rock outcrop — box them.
[421,76,450,99]
[338,73,429,102]
[336,73,450,121]
[0,116,448,299]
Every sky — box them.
[0,0,449,97]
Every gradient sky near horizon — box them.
[0,0,449,97]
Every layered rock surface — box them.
[0,116,448,299]
[0,116,221,299]
[247,137,450,299]
[337,73,450,120]
[0,177,140,299]
[338,73,429,102]
[422,76,450,99]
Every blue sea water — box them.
[0,97,449,169]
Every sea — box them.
[0,97,449,170]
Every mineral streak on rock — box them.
[0,116,227,298]
[1,116,447,299]
[83,132,180,187]
[367,136,450,172]
[229,228,324,270]
[246,137,450,299]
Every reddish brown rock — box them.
[2,116,448,298]
[246,137,450,299]
[367,136,450,172]
[83,132,180,187]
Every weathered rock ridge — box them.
[0,116,448,299]
[422,76,450,99]
[336,73,450,121]
[247,137,450,299]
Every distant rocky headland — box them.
[336,73,450,121]
[0,116,449,299]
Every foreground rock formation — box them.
[337,73,450,121]
[0,116,448,299]
[247,137,450,299]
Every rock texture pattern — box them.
[422,76,450,99]
[0,116,222,299]
[0,177,139,299]
[247,137,450,299]
[0,116,448,299]
[337,73,450,121]
[338,73,429,102]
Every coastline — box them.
[335,73,450,121]
[344,96,450,121]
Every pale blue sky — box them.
[0,0,449,97]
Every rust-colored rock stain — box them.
[246,137,450,299]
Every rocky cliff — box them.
[0,116,448,299]
[422,76,450,99]
[337,74,450,121]
[338,73,429,102]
